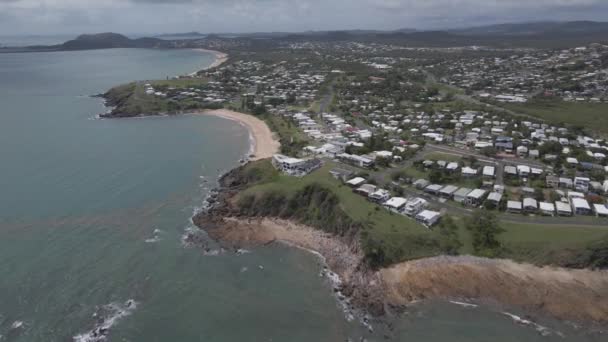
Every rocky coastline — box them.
[192,163,608,329]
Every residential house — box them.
[507,200,523,213]
[453,188,473,203]
[571,197,592,215]
[272,154,322,177]
[369,189,391,203]
[556,201,573,216]
[404,198,428,216]
[523,198,538,213]
[415,210,441,227]
[465,189,487,207]
[539,202,555,216]
[439,185,459,199]
[384,197,408,213]
[593,204,608,217]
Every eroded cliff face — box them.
[381,255,608,324]
[192,163,608,326]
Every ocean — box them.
[0,45,603,341]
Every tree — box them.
[437,216,462,255]
[429,169,444,184]
[376,156,391,168]
[466,211,504,256]
[481,146,497,157]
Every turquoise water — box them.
[0,47,604,341]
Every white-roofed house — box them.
[404,198,428,216]
[461,167,478,178]
[523,198,538,213]
[369,189,391,203]
[482,166,495,178]
[384,197,408,213]
[272,154,322,177]
[439,185,459,199]
[465,189,487,207]
[424,184,443,195]
[486,192,503,207]
[539,202,555,216]
[571,197,592,215]
[517,165,531,177]
[555,201,573,216]
[346,177,366,187]
[453,188,473,203]
[593,204,608,217]
[507,200,523,214]
[415,210,441,227]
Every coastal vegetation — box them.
[211,159,608,269]
[101,79,223,117]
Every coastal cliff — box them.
[193,160,608,326]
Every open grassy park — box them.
[502,99,608,135]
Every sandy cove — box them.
[197,109,280,161]
[196,215,608,325]
[190,49,229,75]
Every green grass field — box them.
[500,222,608,264]
[501,99,608,135]
[149,78,208,88]
[422,152,462,162]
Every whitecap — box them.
[502,312,558,337]
[10,321,24,330]
[449,300,478,308]
[72,299,137,342]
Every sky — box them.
[1,0,608,36]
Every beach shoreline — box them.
[190,48,228,76]
[195,109,280,161]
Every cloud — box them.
[0,0,607,35]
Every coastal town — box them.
[98,32,608,327]
[115,38,608,231]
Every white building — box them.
[554,201,571,216]
[482,166,495,178]
[384,197,408,213]
[523,198,538,212]
[346,177,366,187]
[454,188,473,203]
[507,201,523,213]
[415,210,441,227]
[404,198,427,216]
[465,189,487,207]
[539,202,555,216]
[272,154,322,177]
[571,197,592,215]
[594,204,608,217]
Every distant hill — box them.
[0,32,170,53]
[155,31,205,38]
[451,21,608,36]
[60,33,166,50]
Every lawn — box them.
[499,221,608,265]
[501,99,608,135]
[422,152,462,162]
[149,77,208,88]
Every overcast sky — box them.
[1,0,608,35]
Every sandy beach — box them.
[188,49,229,76]
[198,109,280,160]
